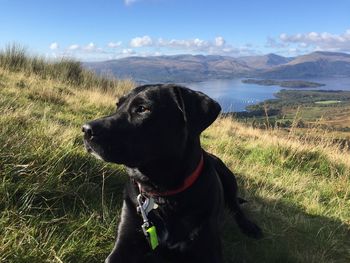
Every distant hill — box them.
[84,51,350,83]
[237,53,293,69]
[84,55,252,83]
[261,51,350,78]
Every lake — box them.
[187,77,350,112]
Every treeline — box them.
[242,79,325,88]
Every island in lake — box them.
[242,79,325,88]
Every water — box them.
[187,77,350,112]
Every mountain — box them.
[84,55,252,83]
[237,53,293,69]
[84,51,350,83]
[261,51,350,78]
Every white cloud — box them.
[124,0,139,5]
[83,42,97,51]
[215,36,225,47]
[193,38,207,47]
[66,42,103,53]
[155,36,254,56]
[130,36,256,56]
[107,41,122,48]
[160,38,210,49]
[122,48,135,55]
[49,42,59,50]
[278,29,350,52]
[50,36,257,61]
[298,42,308,48]
[68,44,80,50]
[130,35,153,47]
[265,36,288,49]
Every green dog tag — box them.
[146,225,159,250]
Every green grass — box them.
[1,47,349,263]
[203,119,350,263]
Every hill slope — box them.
[237,53,293,69]
[85,51,350,83]
[262,51,350,78]
[84,54,252,83]
[1,51,349,262]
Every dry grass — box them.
[209,117,350,167]
[203,117,350,262]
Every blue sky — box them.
[1,0,349,61]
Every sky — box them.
[1,0,350,61]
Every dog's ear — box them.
[172,86,221,135]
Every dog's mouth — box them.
[83,136,141,167]
[84,139,105,161]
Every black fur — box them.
[83,84,262,263]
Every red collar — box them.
[138,154,204,197]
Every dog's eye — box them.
[135,105,150,114]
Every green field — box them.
[236,89,350,134]
[1,47,349,263]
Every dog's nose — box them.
[82,124,93,139]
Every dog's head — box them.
[82,84,221,167]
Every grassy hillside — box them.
[237,89,350,137]
[204,119,350,262]
[1,47,349,263]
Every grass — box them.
[0,44,133,96]
[0,47,349,263]
[203,119,350,262]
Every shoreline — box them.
[241,78,325,88]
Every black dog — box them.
[82,84,262,263]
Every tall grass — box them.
[0,43,28,71]
[203,117,350,263]
[0,44,133,94]
[0,47,135,262]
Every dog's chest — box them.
[147,200,201,251]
